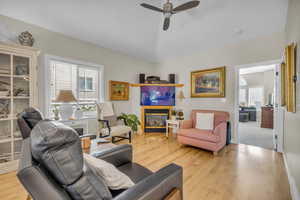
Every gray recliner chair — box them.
[17,114,183,200]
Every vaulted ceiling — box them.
[0,0,288,62]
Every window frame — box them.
[44,55,104,118]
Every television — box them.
[141,86,175,106]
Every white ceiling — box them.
[240,64,275,75]
[0,0,288,62]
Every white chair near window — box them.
[96,102,132,143]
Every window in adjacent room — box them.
[248,87,264,106]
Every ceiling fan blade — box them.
[163,17,170,31]
[173,1,200,13]
[140,3,163,12]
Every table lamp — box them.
[55,90,77,120]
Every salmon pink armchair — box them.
[177,110,229,154]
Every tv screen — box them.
[141,86,175,106]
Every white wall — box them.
[284,0,300,198]
[0,15,158,118]
[157,32,285,141]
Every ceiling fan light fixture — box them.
[140,0,200,31]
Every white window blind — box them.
[248,87,263,106]
[47,58,103,117]
[239,88,247,104]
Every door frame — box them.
[234,59,284,152]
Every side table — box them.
[166,120,181,138]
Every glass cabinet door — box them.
[0,53,11,75]
[13,55,30,118]
[0,53,12,164]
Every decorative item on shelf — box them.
[109,81,129,101]
[13,88,28,97]
[177,90,185,102]
[0,90,9,97]
[171,109,177,120]
[18,31,34,47]
[191,66,226,98]
[177,110,184,120]
[117,113,141,133]
[139,73,146,83]
[0,66,10,75]
[284,43,297,113]
[15,64,29,75]
[80,104,96,117]
[52,104,60,120]
[169,74,176,84]
[0,100,9,119]
[13,131,22,138]
[55,90,77,120]
[74,107,84,119]
[146,76,160,82]
[0,80,10,91]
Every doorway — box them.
[235,61,284,151]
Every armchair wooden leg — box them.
[26,194,31,200]
[213,151,218,156]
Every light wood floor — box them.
[0,133,291,200]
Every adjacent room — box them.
[238,64,276,150]
[0,0,299,200]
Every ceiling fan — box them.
[140,0,200,31]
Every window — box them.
[239,88,247,105]
[46,56,103,117]
[248,87,264,106]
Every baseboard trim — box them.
[0,160,19,174]
[230,138,238,144]
[283,153,300,200]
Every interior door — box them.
[273,63,284,152]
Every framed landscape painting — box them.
[109,81,129,101]
[191,67,226,98]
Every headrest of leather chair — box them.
[17,107,44,139]
[31,120,83,185]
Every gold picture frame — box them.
[285,43,297,113]
[280,62,286,106]
[109,81,129,101]
[191,66,226,98]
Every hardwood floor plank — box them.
[0,133,291,200]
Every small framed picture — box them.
[109,81,129,101]
[191,67,226,98]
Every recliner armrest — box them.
[91,144,132,167]
[113,163,183,200]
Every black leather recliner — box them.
[17,108,183,200]
[17,107,97,140]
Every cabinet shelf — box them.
[0,137,21,145]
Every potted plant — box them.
[52,104,60,120]
[81,105,96,117]
[117,113,141,133]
